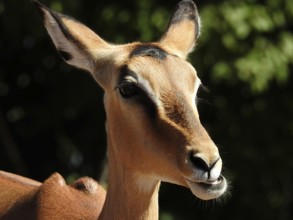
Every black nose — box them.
[189,153,210,172]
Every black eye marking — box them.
[130,44,167,60]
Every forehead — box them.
[125,44,198,92]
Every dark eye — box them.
[118,82,140,98]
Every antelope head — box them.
[34,0,227,203]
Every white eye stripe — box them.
[134,74,161,108]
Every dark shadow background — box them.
[0,0,292,219]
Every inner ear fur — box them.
[33,0,112,74]
[159,0,200,59]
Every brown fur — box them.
[0,1,227,219]
[0,171,105,220]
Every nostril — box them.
[189,153,210,172]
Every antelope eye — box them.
[118,82,140,98]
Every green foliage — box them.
[199,0,293,92]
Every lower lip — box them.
[186,175,227,200]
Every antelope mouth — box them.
[185,175,227,200]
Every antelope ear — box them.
[159,0,200,59]
[33,0,111,74]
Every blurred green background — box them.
[0,0,292,219]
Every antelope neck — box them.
[98,135,161,220]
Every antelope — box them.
[0,0,228,219]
